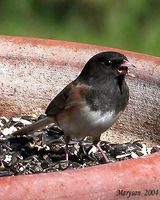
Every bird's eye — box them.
[101,60,112,66]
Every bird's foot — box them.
[96,143,110,163]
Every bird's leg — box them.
[93,137,109,163]
[64,135,71,161]
[96,143,109,163]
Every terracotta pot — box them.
[0,36,160,200]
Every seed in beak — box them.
[118,60,135,75]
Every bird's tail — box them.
[12,116,53,136]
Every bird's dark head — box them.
[79,51,135,80]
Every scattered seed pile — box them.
[0,115,159,177]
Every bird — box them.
[12,51,135,162]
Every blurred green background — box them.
[0,0,159,56]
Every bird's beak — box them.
[118,60,136,76]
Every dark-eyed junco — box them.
[13,51,135,162]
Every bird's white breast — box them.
[80,106,116,130]
[59,105,118,139]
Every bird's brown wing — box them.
[45,80,89,117]
[45,82,73,116]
